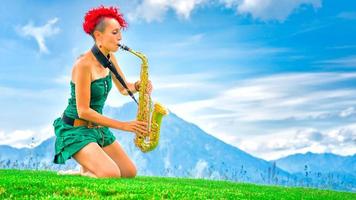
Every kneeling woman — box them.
[53,5,152,178]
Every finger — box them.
[134,127,146,136]
[132,127,138,133]
[136,123,148,131]
[140,124,148,131]
[137,128,147,136]
[139,127,148,133]
[138,123,148,130]
[139,124,148,131]
[138,121,148,127]
[137,123,146,130]
[141,129,148,135]
[142,130,149,136]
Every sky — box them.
[0,0,355,160]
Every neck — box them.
[96,43,110,58]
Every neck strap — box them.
[91,44,138,105]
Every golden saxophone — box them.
[118,44,168,152]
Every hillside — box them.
[0,169,354,199]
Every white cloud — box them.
[128,0,207,22]
[148,42,290,60]
[152,71,226,90]
[106,91,132,108]
[167,72,356,160]
[53,74,71,85]
[340,107,356,118]
[0,85,66,100]
[0,84,68,134]
[17,17,60,54]
[169,72,356,123]
[221,0,322,22]
[129,0,322,22]
[172,33,204,47]
[318,55,356,67]
[0,124,53,148]
[237,124,356,160]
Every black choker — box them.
[91,44,111,68]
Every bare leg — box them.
[72,142,121,178]
[79,165,97,178]
[102,140,137,178]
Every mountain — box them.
[1,102,291,184]
[0,145,30,161]
[273,152,356,192]
[102,102,292,184]
[0,102,354,192]
[273,152,356,175]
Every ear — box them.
[93,30,102,40]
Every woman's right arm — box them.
[74,62,148,135]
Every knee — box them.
[125,166,137,178]
[95,166,121,178]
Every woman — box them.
[53,5,152,178]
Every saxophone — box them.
[118,44,168,152]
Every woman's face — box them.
[95,18,122,52]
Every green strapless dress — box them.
[52,71,116,164]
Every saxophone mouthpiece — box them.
[118,43,130,51]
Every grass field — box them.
[0,169,354,199]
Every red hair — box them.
[83,5,128,35]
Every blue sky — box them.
[0,0,355,160]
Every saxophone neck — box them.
[118,44,147,63]
[129,49,148,63]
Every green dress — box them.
[52,71,116,164]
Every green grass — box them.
[0,169,354,199]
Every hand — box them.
[121,120,148,136]
[135,80,153,94]
[147,80,153,94]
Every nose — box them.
[117,31,122,40]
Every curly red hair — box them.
[83,5,128,35]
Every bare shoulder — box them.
[72,52,93,83]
